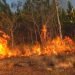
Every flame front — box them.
[0,28,75,59]
[0,35,9,58]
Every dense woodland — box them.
[0,0,75,47]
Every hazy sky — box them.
[71,0,75,7]
[61,0,75,9]
[6,0,75,6]
[6,0,75,10]
[6,0,25,4]
[6,0,25,6]
[6,0,25,12]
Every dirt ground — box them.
[0,54,75,75]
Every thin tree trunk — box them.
[54,0,62,38]
[10,24,14,48]
[11,30,14,48]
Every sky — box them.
[60,0,75,9]
[71,0,75,7]
[6,0,75,11]
[6,0,25,4]
[6,0,25,12]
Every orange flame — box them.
[41,25,47,43]
[0,29,75,59]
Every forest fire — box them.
[0,30,75,59]
[0,0,75,75]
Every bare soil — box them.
[0,54,75,75]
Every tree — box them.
[0,0,17,48]
[53,0,62,38]
[67,1,73,14]
[60,1,75,38]
[23,0,52,43]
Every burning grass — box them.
[0,25,75,59]
[0,32,75,59]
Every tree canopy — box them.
[0,0,75,47]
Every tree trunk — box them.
[54,0,62,38]
[11,25,14,48]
